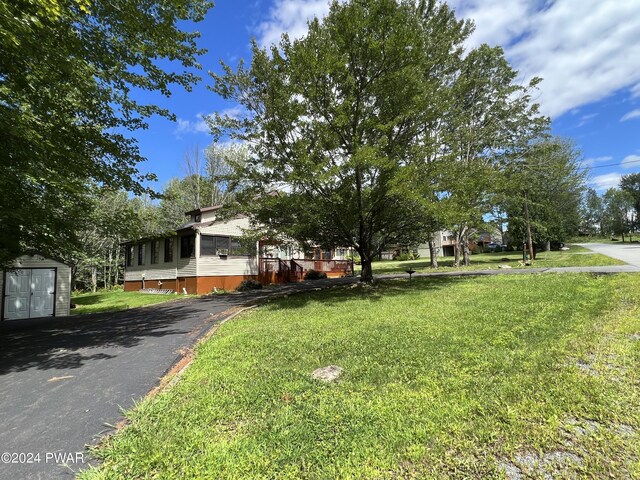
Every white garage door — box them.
[4,269,56,320]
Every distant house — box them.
[1,255,72,321]
[122,206,353,295]
[415,231,457,258]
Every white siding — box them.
[2,255,72,317]
[199,216,250,237]
[125,237,181,281]
[198,256,258,276]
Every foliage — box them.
[79,274,640,478]
[580,187,605,236]
[303,269,327,280]
[235,279,262,291]
[0,0,212,267]
[502,137,585,254]
[211,0,473,282]
[602,188,635,240]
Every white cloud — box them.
[581,155,612,168]
[173,113,211,137]
[591,172,622,191]
[255,0,640,119]
[621,109,640,122]
[257,0,334,47]
[622,155,640,169]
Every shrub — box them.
[304,269,327,280]
[396,252,420,261]
[236,279,263,291]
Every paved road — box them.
[577,242,640,267]
[0,279,355,480]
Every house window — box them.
[164,238,174,263]
[126,245,134,267]
[150,240,159,264]
[230,238,255,256]
[193,214,201,223]
[180,235,195,258]
[216,236,229,253]
[138,244,145,265]
[201,235,231,256]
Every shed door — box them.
[4,269,55,320]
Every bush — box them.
[236,279,263,291]
[304,269,327,280]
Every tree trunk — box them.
[523,193,535,261]
[428,239,438,268]
[359,252,373,283]
[462,234,470,266]
[91,265,97,293]
[454,232,461,268]
[545,241,550,252]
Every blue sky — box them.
[134,0,640,194]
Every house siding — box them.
[2,255,72,318]
[197,256,258,277]
[198,216,249,237]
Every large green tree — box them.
[211,0,471,281]
[503,138,585,256]
[0,0,211,267]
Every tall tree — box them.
[602,188,634,241]
[580,188,604,236]
[0,0,212,267]
[211,0,468,281]
[620,172,640,231]
[503,138,585,256]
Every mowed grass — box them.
[72,290,187,315]
[368,245,624,276]
[81,274,640,479]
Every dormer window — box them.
[193,213,201,223]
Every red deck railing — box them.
[259,257,353,282]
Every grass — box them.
[366,245,624,276]
[80,273,640,479]
[72,290,189,315]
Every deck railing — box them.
[259,257,353,281]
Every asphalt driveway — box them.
[0,278,355,480]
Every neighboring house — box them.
[416,231,457,258]
[123,206,353,295]
[1,255,72,321]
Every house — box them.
[1,255,72,321]
[122,206,354,295]
[415,231,457,258]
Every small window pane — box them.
[138,244,145,265]
[150,240,159,264]
[180,235,195,258]
[200,235,216,256]
[164,238,174,262]
[215,236,229,253]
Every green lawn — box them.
[72,290,188,315]
[367,245,624,276]
[81,274,640,479]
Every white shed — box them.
[1,255,72,321]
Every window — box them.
[200,235,216,256]
[200,235,231,256]
[230,238,256,256]
[164,238,174,263]
[180,235,195,258]
[150,240,159,264]
[138,244,145,265]
[126,245,134,267]
[216,236,229,253]
[194,214,201,222]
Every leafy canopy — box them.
[0,0,212,267]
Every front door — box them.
[3,269,56,320]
